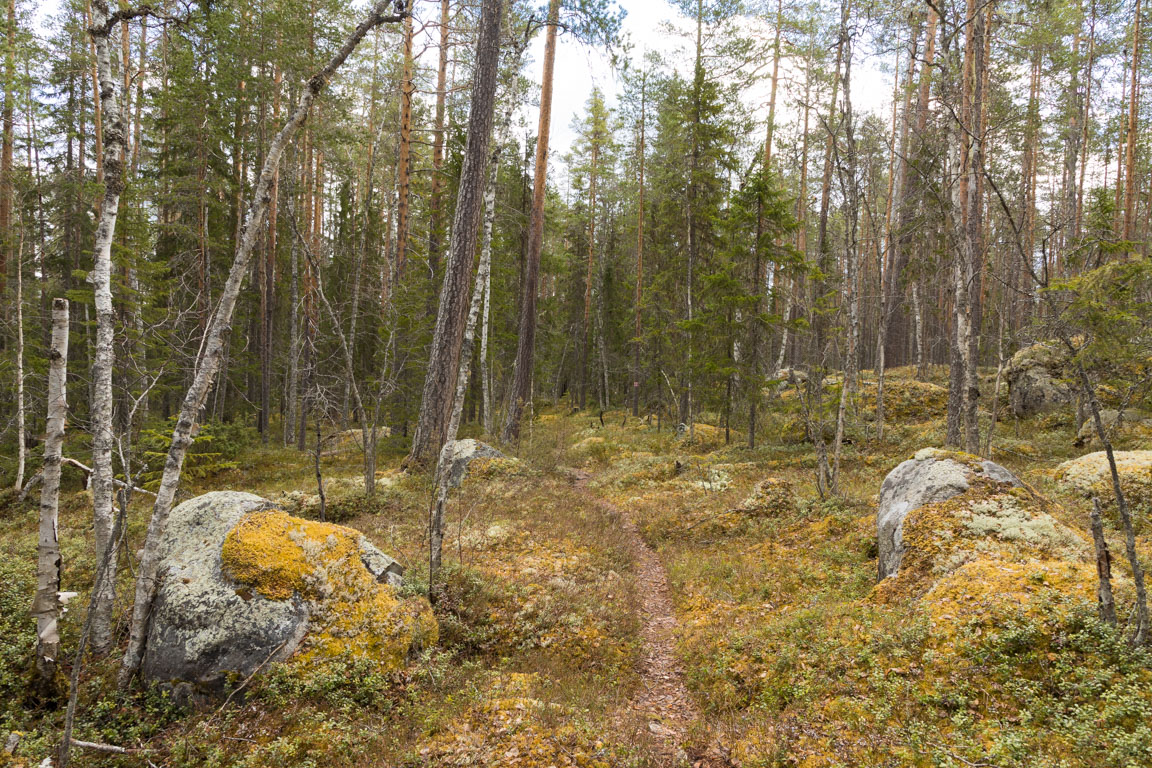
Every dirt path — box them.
[569,469,725,767]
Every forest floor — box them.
[3,366,1152,767]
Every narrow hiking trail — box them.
[569,468,728,768]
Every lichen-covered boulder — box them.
[447,439,504,488]
[877,448,1023,580]
[1073,409,1152,448]
[876,450,1085,598]
[141,491,434,691]
[1005,341,1073,419]
[1055,450,1152,531]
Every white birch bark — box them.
[118,0,409,687]
[430,199,494,581]
[32,298,69,688]
[88,0,129,653]
[479,161,496,436]
[14,226,24,491]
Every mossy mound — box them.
[875,484,1085,602]
[922,558,1097,655]
[1055,450,1152,531]
[740,477,796,518]
[222,509,437,669]
[861,378,950,422]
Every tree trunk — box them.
[88,0,131,654]
[119,0,409,687]
[426,0,504,579]
[580,139,599,409]
[502,0,561,442]
[885,11,935,366]
[633,72,646,418]
[1090,497,1118,625]
[395,13,414,275]
[13,230,23,491]
[32,299,69,695]
[1123,0,1141,242]
[428,0,451,280]
[407,0,503,468]
[0,0,13,297]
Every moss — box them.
[922,558,1096,655]
[875,483,1084,602]
[221,509,437,671]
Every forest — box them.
[1,0,1152,764]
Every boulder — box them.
[877,449,1022,580]
[876,450,1085,600]
[1073,409,1152,448]
[1005,341,1073,419]
[1055,450,1152,528]
[446,439,505,488]
[141,491,434,691]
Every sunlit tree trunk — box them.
[1123,0,1141,242]
[428,0,451,279]
[503,0,561,442]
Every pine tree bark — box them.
[119,0,409,687]
[502,0,561,442]
[1123,0,1141,242]
[428,0,451,279]
[32,298,69,694]
[407,0,503,468]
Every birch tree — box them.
[31,298,69,696]
[118,0,410,687]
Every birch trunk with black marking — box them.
[32,298,69,693]
[480,152,497,436]
[118,0,409,687]
[88,0,129,653]
[1090,497,1118,625]
[14,228,24,491]
[407,0,502,468]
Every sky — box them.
[525,0,693,156]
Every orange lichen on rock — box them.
[221,509,437,669]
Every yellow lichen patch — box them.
[221,509,343,600]
[922,558,1096,655]
[679,422,726,451]
[221,509,437,670]
[465,456,529,483]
